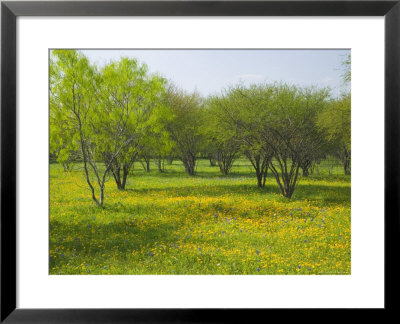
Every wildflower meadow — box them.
[49,49,351,275]
[50,158,350,275]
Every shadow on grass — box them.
[129,168,257,180]
[126,183,278,196]
[292,183,350,205]
[128,166,350,185]
[123,182,350,205]
[49,219,182,269]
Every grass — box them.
[49,158,351,275]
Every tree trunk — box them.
[343,149,351,175]
[121,165,128,189]
[109,154,136,190]
[208,154,217,167]
[245,151,270,188]
[216,150,237,175]
[344,159,351,175]
[111,166,123,189]
[156,157,165,172]
[256,170,263,187]
[254,160,267,188]
[269,159,300,199]
[140,159,151,172]
[182,153,196,175]
[300,159,312,177]
[262,168,268,187]
[99,185,105,206]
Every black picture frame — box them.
[1,0,399,322]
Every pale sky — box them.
[80,49,350,98]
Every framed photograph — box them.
[1,0,399,322]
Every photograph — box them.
[49,49,351,275]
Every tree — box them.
[152,131,174,173]
[50,57,81,172]
[342,53,351,85]
[215,83,329,197]
[165,87,204,176]
[318,93,351,175]
[50,50,140,205]
[264,85,329,197]
[243,145,272,187]
[138,128,174,173]
[210,86,274,186]
[202,97,240,175]
[295,89,332,177]
[100,58,167,189]
[51,50,101,205]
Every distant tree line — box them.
[50,50,350,205]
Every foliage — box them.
[202,97,241,175]
[50,51,170,204]
[50,51,350,202]
[342,53,351,85]
[318,93,351,174]
[99,58,168,189]
[212,83,330,197]
[164,87,204,176]
[50,49,108,205]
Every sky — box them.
[80,49,350,98]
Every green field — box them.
[49,158,351,275]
